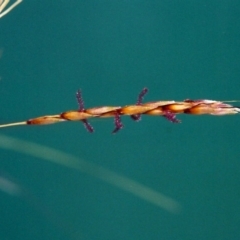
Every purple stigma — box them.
[76,89,94,133]
[82,119,94,133]
[131,87,148,121]
[163,111,181,123]
[112,112,123,134]
[76,89,85,111]
[136,87,148,105]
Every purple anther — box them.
[76,89,85,111]
[131,87,148,121]
[112,112,123,134]
[163,111,181,123]
[82,119,94,133]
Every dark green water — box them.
[0,1,240,239]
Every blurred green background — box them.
[0,1,240,239]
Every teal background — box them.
[1,1,240,239]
